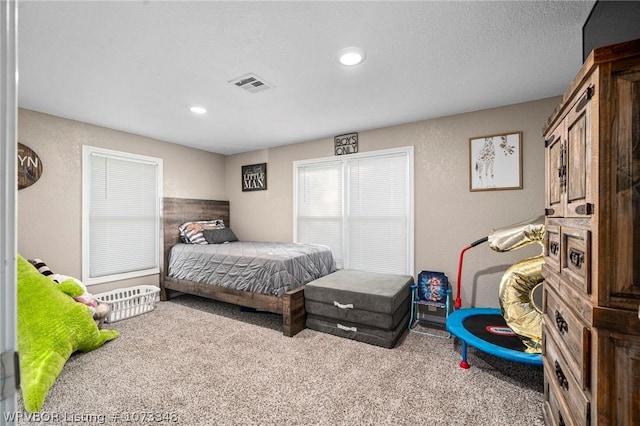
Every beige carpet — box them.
[18,295,544,425]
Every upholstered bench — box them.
[305,269,413,348]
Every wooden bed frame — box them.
[160,197,306,337]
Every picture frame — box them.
[469,131,522,192]
[241,163,267,191]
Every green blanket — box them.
[17,255,119,412]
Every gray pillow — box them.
[203,228,239,244]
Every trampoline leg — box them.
[460,341,470,369]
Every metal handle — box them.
[554,360,569,391]
[575,203,594,215]
[549,241,559,256]
[574,85,594,113]
[559,146,567,190]
[569,248,584,268]
[555,310,568,335]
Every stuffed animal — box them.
[28,259,110,325]
[17,255,119,412]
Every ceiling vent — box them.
[229,73,273,94]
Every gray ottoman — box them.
[305,269,413,348]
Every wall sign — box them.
[242,163,267,191]
[334,132,358,156]
[17,143,43,190]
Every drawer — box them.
[544,225,561,273]
[544,369,575,426]
[542,266,560,294]
[544,286,590,389]
[542,333,590,426]
[560,227,591,294]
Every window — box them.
[82,146,163,285]
[294,146,413,275]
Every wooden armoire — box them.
[542,39,640,425]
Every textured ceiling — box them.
[17,1,596,155]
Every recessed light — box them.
[189,105,207,114]
[337,47,366,66]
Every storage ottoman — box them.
[305,269,413,348]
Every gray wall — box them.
[225,97,559,307]
[17,109,226,294]
[18,96,558,307]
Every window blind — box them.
[347,153,409,274]
[296,160,344,268]
[83,147,162,284]
[295,147,413,275]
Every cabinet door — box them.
[564,85,594,218]
[545,124,565,218]
[608,70,640,308]
[595,329,640,425]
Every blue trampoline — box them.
[446,307,542,368]
[446,220,544,369]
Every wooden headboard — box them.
[161,198,230,281]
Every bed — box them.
[160,197,336,336]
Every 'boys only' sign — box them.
[334,132,358,156]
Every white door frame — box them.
[1,0,19,420]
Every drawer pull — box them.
[555,310,568,335]
[569,248,584,268]
[549,241,559,256]
[554,360,569,391]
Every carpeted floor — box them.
[17,294,544,425]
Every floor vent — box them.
[229,73,272,94]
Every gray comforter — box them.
[168,241,336,297]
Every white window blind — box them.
[296,160,344,267]
[82,146,162,284]
[294,147,413,275]
[347,153,409,274]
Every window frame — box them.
[82,145,163,285]
[293,146,414,275]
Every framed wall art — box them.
[242,163,267,191]
[469,131,522,192]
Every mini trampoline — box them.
[446,220,544,369]
[446,308,542,368]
